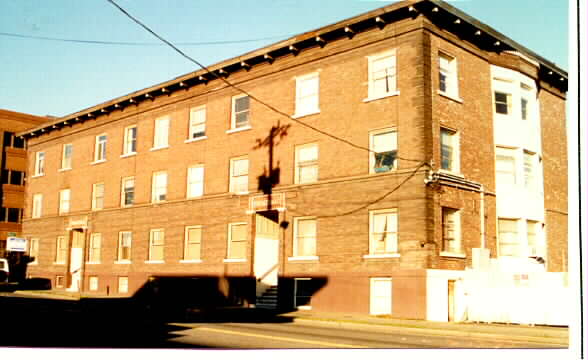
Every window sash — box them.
[32,194,43,218]
[56,236,67,263]
[524,153,535,189]
[124,126,137,154]
[371,131,397,173]
[59,189,70,214]
[231,159,248,193]
[187,166,204,198]
[498,219,519,256]
[185,227,202,260]
[154,117,170,148]
[35,152,45,175]
[494,92,510,114]
[92,183,104,210]
[89,234,101,263]
[296,75,319,115]
[152,172,167,202]
[189,107,206,138]
[95,135,107,161]
[442,209,461,253]
[118,232,132,261]
[233,96,250,128]
[295,219,316,257]
[149,230,165,261]
[228,224,247,259]
[62,144,73,169]
[496,154,516,185]
[122,177,135,206]
[440,130,456,171]
[29,238,39,259]
[370,54,396,96]
[370,211,398,254]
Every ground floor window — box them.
[118,276,129,293]
[89,276,99,291]
[370,277,392,315]
[294,278,312,309]
[55,275,65,288]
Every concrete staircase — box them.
[255,285,278,309]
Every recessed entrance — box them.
[254,211,280,308]
[67,229,85,292]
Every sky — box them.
[0,0,572,118]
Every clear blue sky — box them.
[0,0,570,117]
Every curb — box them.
[287,317,568,346]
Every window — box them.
[229,157,249,194]
[227,223,247,260]
[498,219,519,257]
[523,151,535,190]
[153,116,170,149]
[184,226,202,261]
[151,171,167,203]
[520,83,532,120]
[521,98,528,120]
[367,50,397,100]
[123,125,137,155]
[442,208,461,254]
[121,177,135,207]
[6,208,20,223]
[34,151,45,176]
[59,189,70,215]
[55,236,67,264]
[61,144,73,169]
[148,229,165,262]
[94,134,107,162]
[29,238,39,264]
[495,147,516,186]
[526,220,543,257]
[440,128,459,173]
[117,231,132,262]
[187,165,204,198]
[32,193,43,218]
[293,217,317,258]
[438,53,459,98]
[88,233,101,263]
[89,276,99,291]
[295,144,318,184]
[295,72,320,117]
[188,106,206,139]
[294,278,312,309]
[369,209,398,255]
[55,276,65,288]
[92,183,104,210]
[370,129,397,173]
[231,95,250,130]
[118,277,128,293]
[494,91,511,114]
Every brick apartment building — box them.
[0,109,48,257]
[18,0,567,320]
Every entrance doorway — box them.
[67,230,84,292]
[254,211,280,301]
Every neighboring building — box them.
[0,109,47,257]
[18,0,567,321]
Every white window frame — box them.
[147,229,165,263]
[121,176,135,207]
[187,165,204,198]
[32,193,43,218]
[365,49,399,102]
[152,115,170,150]
[118,276,129,293]
[187,106,207,141]
[94,134,107,163]
[365,209,399,258]
[92,183,104,211]
[295,143,319,184]
[438,52,461,101]
[498,218,520,257]
[87,233,101,264]
[495,147,517,186]
[229,157,249,194]
[290,217,318,260]
[369,128,398,174]
[151,171,167,203]
[182,225,202,262]
[55,236,67,264]
[294,72,320,118]
[122,125,137,156]
[58,189,71,215]
[440,208,464,257]
[440,128,460,174]
[60,143,73,170]
[526,220,545,258]
[117,231,132,263]
[29,238,39,265]
[229,94,251,132]
[225,222,248,261]
[34,151,45,176]
[493,91,511,115]
[294,278,313,309]
[89,276,99,291]
[523,150,536,191]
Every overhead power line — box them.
[0,31,292,46]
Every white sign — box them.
[6,237,27,252]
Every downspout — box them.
[479,185,485,249]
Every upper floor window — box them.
[34,151,45,176]
[367,50,397,100]
[442,208,461,254]
[3,132,25,149]
[29,238,39,264]
[295,143,318,184]
[153,116,170,149]
[58,189,70,215]
[520,83,532,120]
[152,171,167,203]
[231,95,250,130]
[117,231,132,262]
[121,177,135,207]
[61,144,73,170]
[227,222,247,260]
[229,157,248,194]
[438,53,459,99]
[188,106,206,140]
[32,193,43,218]
[369,209,398,255]
[498,218,519,257]
[494,91,511,115]
[184,226,202,261]
[148,229,165,262]
[123,125,137,155]
[187,165,204,198]
[526,220,544,257]
[495,147,517,186]
[88,233,101,263]
[94,134,107,162]
[295,72,320,117]
[92,183,105,210]
[440,128,459,173]
[293,217,317,258]
[523,151,536,190]
[2,170,25,186]
[370,129,397,174]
